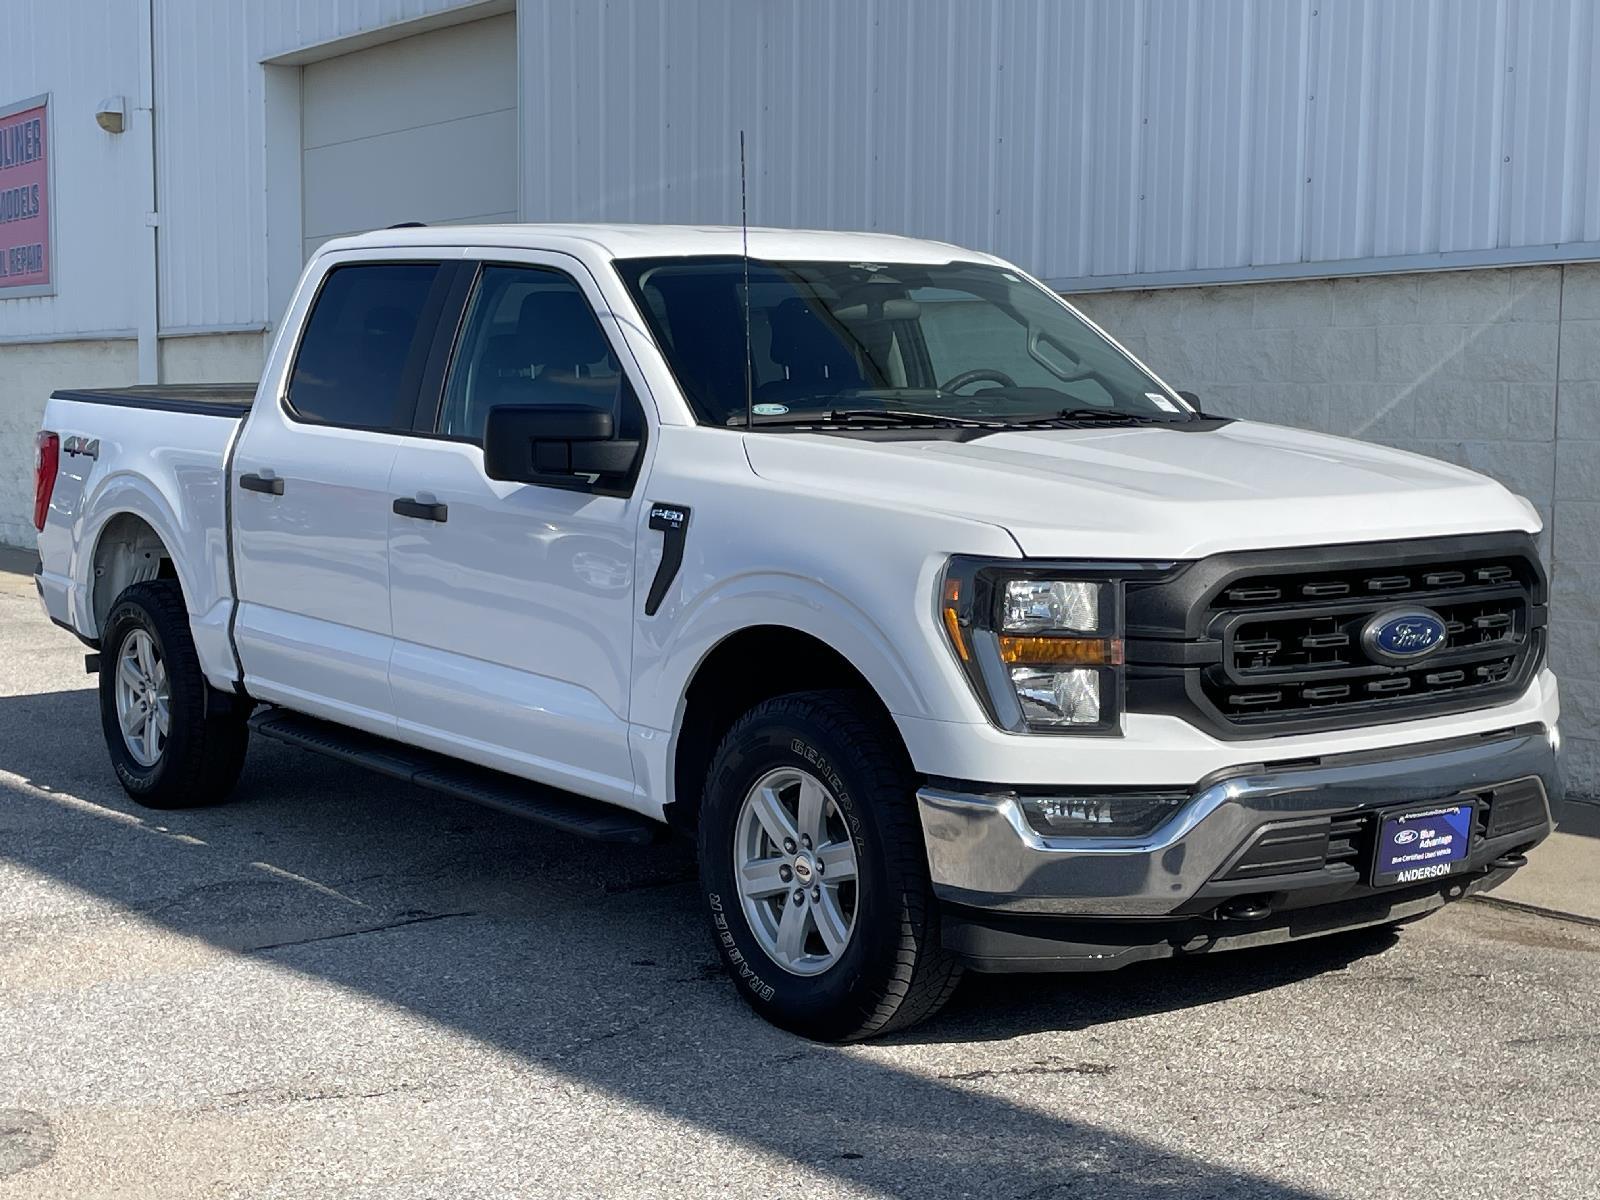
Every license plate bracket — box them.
[1372,801,1476,888]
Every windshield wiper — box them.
[998,407,1182,426]
[729,405,1183,431]
[728,408,999,429]
[825,408,1001,428]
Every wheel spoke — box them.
[795,775,828,846]
[118,656,144,690]
[134,633,156,678]
[738,856,790,900]
[750,786,799,848]
[813,888,851,957]
[152,703,170,739]
[774,896,810,962]
[151,659,167,691]
[815,839,857,883]
[121,704,147,740]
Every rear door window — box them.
[287,262,445,430]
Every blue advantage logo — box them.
[1362,608,1448,664]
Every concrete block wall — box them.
[1075,264,1598,795]
[0,339,140,548]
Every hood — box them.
[743,420,1539,560]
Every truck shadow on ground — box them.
[0,685,1396,1198]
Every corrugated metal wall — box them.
[521,0,1600,289]
[156,0,264,332]
[155,0,485,331]
[0,0,147,341]
[0,0,486,340]
[252,0,494,58]
[6,0,1600,342]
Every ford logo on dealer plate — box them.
[1361,608,1448,664]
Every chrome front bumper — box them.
[917,723,1561,917]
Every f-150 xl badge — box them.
[645,503,691,616]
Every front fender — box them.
[637,569,936,733]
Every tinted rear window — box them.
[287,263,443,430]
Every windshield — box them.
[615,256,1189,427]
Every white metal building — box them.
[2,0,1597,788]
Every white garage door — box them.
[301,14,517,259]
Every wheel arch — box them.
[70,456,220,639]
[665,624,912,836]
[87,510,183,637]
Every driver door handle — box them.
[393,496,448,523]
[239,472,284,496]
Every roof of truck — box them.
[318,222,1000,265]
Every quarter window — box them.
[287,262,443,430]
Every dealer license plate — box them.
[1372,802,1475,887]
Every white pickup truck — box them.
[33,224,1562,1039]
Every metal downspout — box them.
[135,0,159,383]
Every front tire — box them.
[98,580,250,809]
[697,690,961,1040]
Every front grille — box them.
[1216,812,1375,884]
[1126,533,1548,738]
[1220,818,1338,880]
[1212,775,1547,885]
[1216,587,1528,720]
[1324,812,1368,872]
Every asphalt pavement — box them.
[2,558,1597,1199]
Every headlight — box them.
[1002,579,1099,632]
[940,559,1126,734]
[1010,665,1103,726]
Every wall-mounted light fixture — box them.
[95,96,125,134]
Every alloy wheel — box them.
[114,629,170,768]
[733,766,860,976]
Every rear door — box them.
[231,258,460,735]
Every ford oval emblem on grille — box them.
[1361,608,1448,664]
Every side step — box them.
[250,708,658,845]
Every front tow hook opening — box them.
[1215,897,1273,922]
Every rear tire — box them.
[697,689,961,1040]
[98,580,250,809]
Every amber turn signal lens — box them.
[998,635,1124,666]
[941,577,970,662]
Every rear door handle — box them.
[239,472,284,495]
[393,496,448,523]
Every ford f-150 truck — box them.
[33,224,1562,1039]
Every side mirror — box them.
[483,405,640,487]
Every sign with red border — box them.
[0,95,52,296]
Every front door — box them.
[385,260,650,808]
[232,259,452,735]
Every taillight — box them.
[33,431,59,532]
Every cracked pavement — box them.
[1,563,1598,1198]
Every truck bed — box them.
[36,386,252,681]
[51,383,256,419]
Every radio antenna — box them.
[740,130,754,430]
